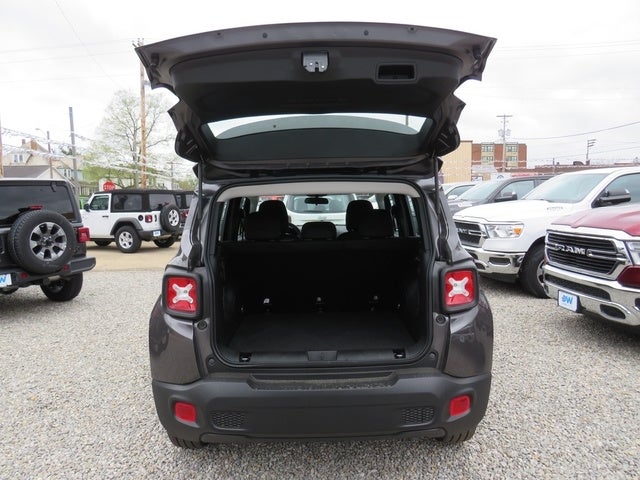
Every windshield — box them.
[455,180,501,202]
[523,172,608,203]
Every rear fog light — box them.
[174,401,197,423]
[449,394,471,417]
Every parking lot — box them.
[1,245,638,479]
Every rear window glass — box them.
[0,184,77,225]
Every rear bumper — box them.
[543,264,640,327]
[152,371,491,443]
[0,255,96,289]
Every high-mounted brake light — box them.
[165,276,198,314]
[444,269,476,308]
[77,226,91,243]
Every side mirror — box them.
[594,189,631,207]
[495,191,517,203]
[84,203,91,212]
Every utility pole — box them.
[69,106,78,189]
[137,38,148,189]
[497,114,512,172]
[586,139,596,165]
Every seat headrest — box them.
[301,221,337,240]
[345,200,373,231]
[244,212,281,241]
[258,200,288,232]
[358,209,394,238]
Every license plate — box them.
[153,230,161,237]
[0,273,12,288]
[558,290,579,312]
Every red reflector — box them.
[174,401,197,423]
[166,276,198,313]
[444,270,476,307]
[449,394,471,417]
[618,266,640,289]
[29,205,43,210]
[145,214,153,223]
[77,226,91,243]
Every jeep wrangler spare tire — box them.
[160,204,181,233]
[7,210,76,274]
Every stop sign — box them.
[103,180,116,191]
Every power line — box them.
[515,120,640,141]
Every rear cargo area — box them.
[215,238,429,363]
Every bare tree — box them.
[87,89,175,188]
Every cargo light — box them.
[174,401,197,423]
[449,394,471,417]
[444,270,476,307]
[166,276,198,314]
[618,266,640,289]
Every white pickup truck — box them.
[453,166,640,297]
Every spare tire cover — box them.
[160,204,181,233]
[7,210,77,274]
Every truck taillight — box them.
[618,266,640,289]
[444,269,476,308]
[165,276,199,315]
[77,227,90,243]
[145,214,153,223]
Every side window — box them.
[606,174,640,202]
[90,195,109,211]
[499,180,535,200]
[112,194,142,212]
[149,193,175,210]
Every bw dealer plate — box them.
[558,290,579,312]
[0,273,12,288]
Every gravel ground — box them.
[1,270,639,479]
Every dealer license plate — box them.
[558,290,579,312]
[0,273,12,288]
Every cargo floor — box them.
[228,311,415,352]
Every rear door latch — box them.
[302,52,329,73]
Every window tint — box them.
[112,193,142,212]
[148,193,176,210]
[89,195,109,211]
[0,184,76,224]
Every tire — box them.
[520,243,547,298]
[169,436,205,449]
[94,240,112,247]
[7,210,76,274]
[153,237,176,248]
[160,204,181,233]
[41,274,83,301]
[115,225,141,253]
[439,428,476,444]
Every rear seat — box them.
[220,210,419,313]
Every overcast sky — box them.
[2,0,640,168]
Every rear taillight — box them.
[444,269,476,308]
[618,266,640,289]
[145,214,153,223]
[449,394,471,417]
[77,226,90,243]
[174,401,197,423]
[165,275,199,315]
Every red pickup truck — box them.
[543,204,640,329]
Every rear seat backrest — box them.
[244,211,281,241]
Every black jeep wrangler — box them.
[0,178,96,301]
